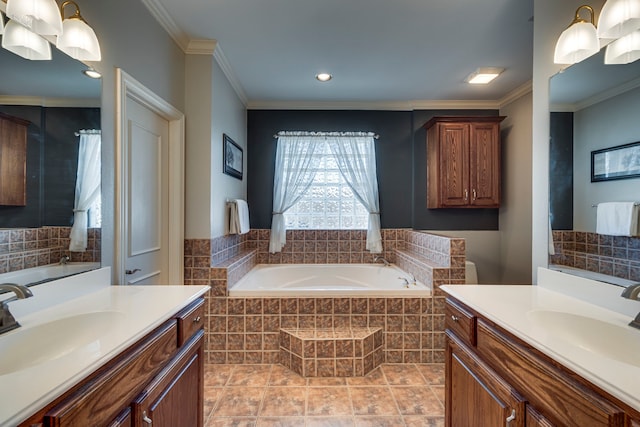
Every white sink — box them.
[527,310,640,368]
[0,311,123,375]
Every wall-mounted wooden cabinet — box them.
[425,116,505,209]
[0,112,30,206]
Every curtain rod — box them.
[274,131,379,139]
[75,129,101,136]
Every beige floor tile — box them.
[213,387,265,417]
[259,387,307,417]
[431,386,445,406]
[415,365,445,386]
[306,387,353,416]
[228,365,273,387]
[350,386,399,416]
[390,387,444,416]
[204,387,225,421]
[205,364,235,387]
[382,364,427,386]
[305,417,356,427]
[346,367,387,386]
[308,377,347,386]
[269,365,308,386]
[256,417,306,426]
[354,416,405,426]
[206,417,257,427]
[403,416,445,427]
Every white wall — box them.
[532,0,605,283]
[573,87,640,231]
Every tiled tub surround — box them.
[550,231,640,282]
[0,227,101,274]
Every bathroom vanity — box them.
[0,268,209,426]
[441,271,640,426]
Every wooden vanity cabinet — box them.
[444,297,639,427]
[425,116,505,209]
[0,112,30,206]
[20,298,205,427]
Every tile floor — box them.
[204,363,445,427]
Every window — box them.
[284,143,368,229]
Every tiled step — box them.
[279,327,383,377]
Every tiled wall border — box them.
[0,227,101,274]
[550,231,640,282]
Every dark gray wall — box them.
[0,106,100,228]
[248,109,501,230]
[549,112,573,230]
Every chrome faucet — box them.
[399,273,417,288]
[621,283,640,330]
[60,255,70,265]
[374,256,390,267]
[0,283,34,334]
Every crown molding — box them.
[499,80,532,108]
[186,39,218,55]
[0,96,101,108]
[140,0,190,51]
[247,99,505,111]
[575,74,640,112]
[213,45,248,105]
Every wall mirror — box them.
[0,43,102,284]
[549,48,640,285]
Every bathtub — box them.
[548,264,636,287]
[0,262,100,288]
[229,264,431,297]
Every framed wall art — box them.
[591,141,640,182]
[223,134,243,180]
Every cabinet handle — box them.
[193,316,202,323]
[142,411,152,425]
[464,189,468,201]
[451,315,459,322]
[505,409,516,426]
[125,268,141,275]
[472,189,477,200]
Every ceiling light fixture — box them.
[553,5,600,64]
[82,68,102,79]
[604,29,640,63]
[465,67,504,84]
[1,19,52,60]
[315,73,332,82]
[56,1,101,61]
[6,0,63,36]
[597,0,640,39]
[0,12,5,35]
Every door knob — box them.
[125,268,141,275]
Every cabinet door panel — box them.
[469,123,500,207]
[440,123,469,207]
[526,405,555,427]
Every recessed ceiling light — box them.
[315,73,332,82]
[465,67,504,84]
[82,68,102,79]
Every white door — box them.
[124,97,169,285]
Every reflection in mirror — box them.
[0,45,101,288]
[548,49,640,286]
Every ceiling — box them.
[150,0,534,107]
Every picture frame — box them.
[223,134,243,180]
[591,141,640,182]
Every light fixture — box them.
[315,73,332,82]
[0,12,5,35]
[82,68,102,79]
[597,0,640,39]
[1,20,52,60]
[553,5,600,64]
[6,0,63,36]
[56,0,101,61]
[465,67,504,84]
[604,29,640,62]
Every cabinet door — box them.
[133,332,203,427]
[526,405,555,427]
[0,113,29,206]
[108,407,132,427]
[446,333,524,427]
[469,122,500,207]
[439,123,470,207]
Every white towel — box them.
[228,199,250,235]
[596,202,639,236]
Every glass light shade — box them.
[0,12,5,35]
[56,18,101,61]
[597,0,640,39]
[1,20,52,60]
[6,0,63,36]
[554,21,600,64]
[605,29,640,63]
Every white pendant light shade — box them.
[605,29,640,63]
[1,20,52,60]
[554,21,600,64]
[0,12,5,35]
[56,18,102,61]
[5,0,63,36]
[598,0,640,39]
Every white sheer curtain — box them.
[327,134,382,253]
[269,134,322,253]
[69,131,101,252]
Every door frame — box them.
[115,68,185,285]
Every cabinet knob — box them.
[193,316,202,323]
[505,409,516,426]
[451,315,459,322]
[142,411,152,425]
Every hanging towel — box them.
[596,202,639,236]
[228,199,250,235]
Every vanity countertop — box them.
[0,269,209,426]
[440,283,640,412]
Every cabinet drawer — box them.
[176,298,205,346]
[476,319,625,427]
[44,320,178,427]
[445,298,476,346]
